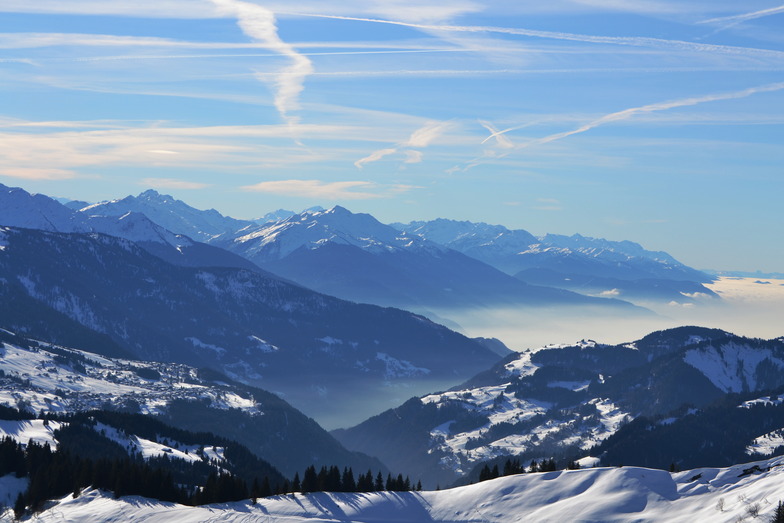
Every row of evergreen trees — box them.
[478,457,580,482]
[1,435,263,514]
[295,465,421,494]
[1,433,421,519]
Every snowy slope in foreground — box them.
[22,457,784,522]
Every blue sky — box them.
[1,1,783,272]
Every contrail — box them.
[700,4,784,26]
[211,0,313,127]
[517,82,784,150]
[479,120,515,148]
[461,81,784,172]
[277,11,784,60]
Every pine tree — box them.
[341,467,356,492]
[327,466,341,492]
[301,466,318,494]
[260,477,272,498]
[251,478,260,499]
[291,472,301,493]
[771,500,784,523]
[13,493,25,519]
[479,464,492,482]
[375,471,385,491]
[316,466,328,492]
[365,469,375,492]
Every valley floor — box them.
[11,456,784,522]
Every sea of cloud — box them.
[427,277,784,350]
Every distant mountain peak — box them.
[137,189,177,204]
[138,188,162,198]
[324,205,352,216]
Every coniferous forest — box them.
[0,406,421,518]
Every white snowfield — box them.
[19,457,784,522]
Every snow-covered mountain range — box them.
[0,184,265,273]
[58,186,711,309]
[396,218,706,280]
[0,224,499,428]
[9,455,784,522]
[395,218,715,304]
[212,206,642,311]
[334,327,784,487]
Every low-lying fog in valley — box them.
[428,277,784,351]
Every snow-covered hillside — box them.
[0,330,262,417]
[0,329,383,475]
[418,358,630,479]
[335,327,784,487]
[13,456,784,522]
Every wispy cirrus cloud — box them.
[240,179,417,200]
[210,0,313,127]
[354,148,398,169]
[0,33,265,50]
[404,121,451,147]
[533,197,563,211]
[140,178,210,190]
[355,120,452,168]
[0,167,77,180]
[403,150,423,164]
[0,1,221,18]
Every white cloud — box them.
[533,197,563,211]
[404,121,451,147]
[354,121,451,168]
[140,178,210,190]
[0,167,76,180]
[211,0,313,126]
[403,150,423,164]
[240,179,416,199]
[354,148,398,169]
[363,1,482,23]
[0,32,262,50]
[0,0,221,18]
